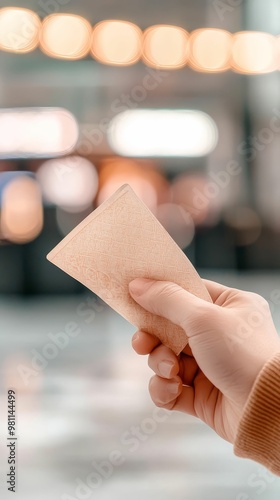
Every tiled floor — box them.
[0,272,280,499]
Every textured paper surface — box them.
[47,184,212,355]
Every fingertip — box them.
[131,330,161,355]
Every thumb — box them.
[129,278,211,333]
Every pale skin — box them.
[128,278,280,444]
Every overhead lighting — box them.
[189,29,232,72]
[108,109,218,157]
[91,20,142,66]
[1,175,43,244]
[231,32,277,74]
[40,14,92,60]
[142,25,189,69]
[36,156,98,212]
[0,7,40,53]
[0,108,79,158]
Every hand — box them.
[129,278,280,443]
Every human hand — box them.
[129,278,280,443]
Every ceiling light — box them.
[189,29,232,72]
[231,32,277,74]
[0,7,40,53]
[40,14,92,59]
[91,20,142,66]
[108,109,218,157]
[142,25,189,69]
[0,108,79,158]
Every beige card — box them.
[47,184,212,355]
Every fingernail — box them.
[129,278,155,297]
[132,333,140,343]
[169,381,180,395]
[158,360,174,378]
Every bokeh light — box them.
[1,176,43,243]
[142,25,189,69]
[108,109,218,157]
[156,203,195,249]
[97,157,168,211]
[37,156,98,212]
[171,173,222,226]
[0,108,79,158]
[231,32,277,74]
[0,7,40,53]
[189,29,232,72]
[40,14,92,60]
[91,21,142,66]
[224,206,262,246]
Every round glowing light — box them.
[108,110,218,157]
[91,20,142,66]
[142,25,189,69]
[156,203,195,249]
[97,158,159,211]
[231,32,277,74]
[1,176,43,243]
[224,207,262,246]
[0,7,40,53]
[189,29,232,72]
[98,177,157,210]
[171,174,211,225]
[37,156,98,212]
[40,14,92,60]
[0,108,79,158]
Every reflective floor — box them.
[0,272,280,499]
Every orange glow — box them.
[91,21,142,66]
[1,176,43,243]
[231,32,277,74]
[97,158,169,211]
[0,7,40,53]
[142,25,189,69]
[189,29,232,72]
[40,14,92,60]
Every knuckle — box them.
[154,282,180,301]
[243,291,270,310]
[180,302,215,332]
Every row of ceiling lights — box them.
[0,7,280,73]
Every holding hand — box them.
[129,278,280,443]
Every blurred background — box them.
[0,0,280,498]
